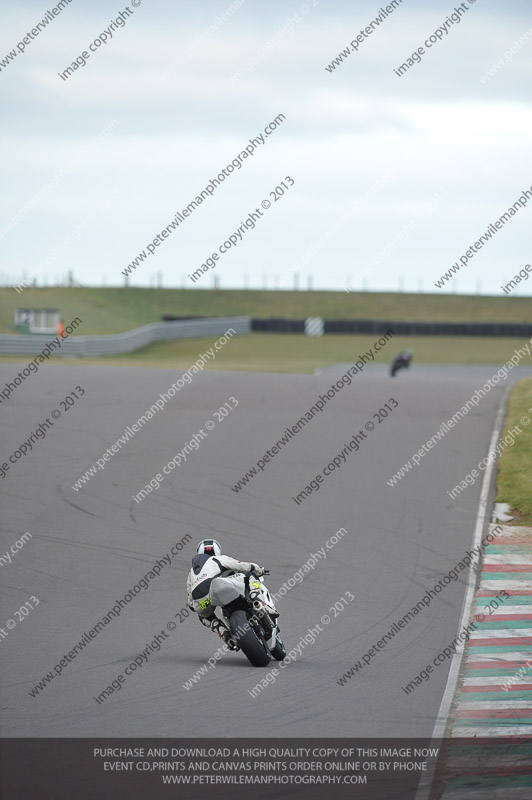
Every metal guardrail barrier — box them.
[0,317,251,357]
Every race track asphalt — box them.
[1,361,531,737]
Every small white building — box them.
[15,308,61,334]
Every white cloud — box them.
[1,0,531,294]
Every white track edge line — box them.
[415,384,511,800]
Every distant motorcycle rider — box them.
[186,539,268,650]
[390,348,413,377]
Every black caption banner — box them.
[2,737,530,799]
[0,737,455,799]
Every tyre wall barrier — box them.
[252,318,532,337]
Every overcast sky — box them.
[1,0,531,294]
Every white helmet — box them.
[196,539,222,557]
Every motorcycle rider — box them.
[390,348,413,377]
[186,539,268,650]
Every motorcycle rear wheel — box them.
[229,610,271,667]
[271,630,287,661]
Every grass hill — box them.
[1,287,531,335]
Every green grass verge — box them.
[496,378,532,526]
[2,333,530,373]
[2,286,532,334]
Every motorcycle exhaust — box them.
[252,604,273,638]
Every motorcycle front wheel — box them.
[229,610,271,667]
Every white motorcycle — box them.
[210,569,286,666]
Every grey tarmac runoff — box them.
[0,361,530,737]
